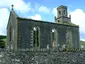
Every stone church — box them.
[7,5,80,51]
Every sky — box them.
[0,0,85,41]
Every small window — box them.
[58,20,60,22]
[59,11,61,14]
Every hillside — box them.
[80,41,85,45]
[80,40,85,49]
[0,35,6,48]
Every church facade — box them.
[7,5,80,51]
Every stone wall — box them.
[5,50,85,64]
[17,19,79,49]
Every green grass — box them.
[0,35,6,39]
[0,35,6,48]
[80,41,85,46]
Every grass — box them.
[0,35,6,48]
[80,41,85,46]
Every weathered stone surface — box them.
[17,19,79,49]
[4,50,85,64]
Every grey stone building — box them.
[7,5,80,51]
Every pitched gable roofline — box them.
[7,6,18,29]
[17,16,79,27]
[11,4,18,17]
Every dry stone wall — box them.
[5,50,85,64]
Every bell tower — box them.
[55,5,71,23]
[57,5,67,17]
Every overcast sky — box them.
[0,0,85,41]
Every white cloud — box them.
[0,0,31,13]
[0,0,32,35]
[52,7,57,17]
[69,9,85,41]
[0,0,14,7]
[30,14,42,20]
[0,8,9,35]
[81,39,85,41]
[38,6,50,13]
[13,0,31,13]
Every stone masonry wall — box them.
[17,19,79,49]
[5,50,85,64]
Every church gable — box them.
[7,5,18,50]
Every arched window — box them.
[66,29,73,49]
[52,29,58,48]
[59,11,61,15]
[33,27,40,48]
